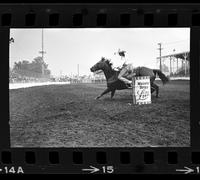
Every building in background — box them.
[156,51,190,78]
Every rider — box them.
[110,49,134,87]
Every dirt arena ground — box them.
[9,80,190,147]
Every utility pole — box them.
[170,56,172,76]
[184,53,187,76]
[77,64,79,79]
[39,29,46,76]
[157,43,163,71]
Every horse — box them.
[90,57,169,99]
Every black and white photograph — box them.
[9,28,190,147]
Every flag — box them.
[9,37,14,43]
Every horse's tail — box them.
[153,69,170,85]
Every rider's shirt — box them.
[110,54,126,70]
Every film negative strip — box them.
[0,3,200,174]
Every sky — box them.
[10,28,190,76]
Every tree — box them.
[33,56,44,64]
[12,56,51,78]
[32,56,50,75]
[21,60,30,70]
[13,61,22,71]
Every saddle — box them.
[125,67,141,80]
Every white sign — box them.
[132,76,151,105]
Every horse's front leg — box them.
[95,88,111,99]
[111,89,116,99]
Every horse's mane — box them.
[101,57,113,68]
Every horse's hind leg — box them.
[95,88,111,99]
[111,89,116,99]
[152,83,159,98]
[151,85,155,94]
[155,84,159,98]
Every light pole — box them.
[39,29,46,76]
[77,64,79,80]
[158,43,163,71]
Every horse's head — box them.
[90,57,112,72]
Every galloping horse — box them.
[90,57,169,99]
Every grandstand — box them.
[157,51,190,78]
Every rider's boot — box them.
[126,83,132,88]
